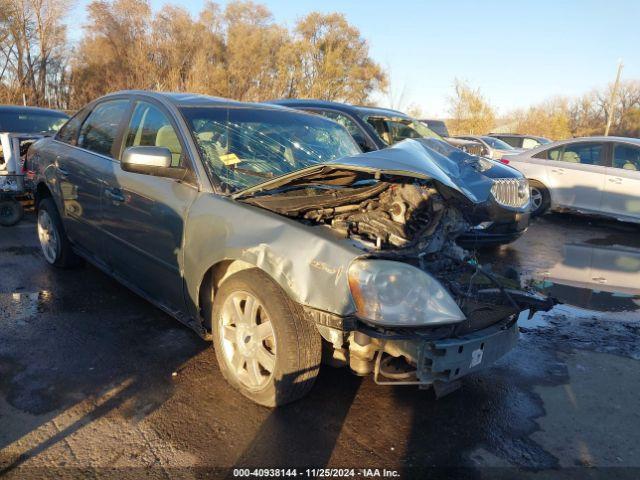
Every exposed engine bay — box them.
[242,170,553,330]
[241,169,468,253]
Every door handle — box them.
[551,168,565,174]
[608,177,622,184]
[54,157,69,177]
[104,187,125,204]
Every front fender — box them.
[183,194,362,317]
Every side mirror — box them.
[121,146,187,180]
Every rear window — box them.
[0,110,68,134]
[423,120,449,137]
[495,136,522,148]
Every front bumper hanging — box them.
[373,318,518,389]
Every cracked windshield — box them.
[180,107,361,192]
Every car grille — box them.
[490,178,530,209]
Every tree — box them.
[68,0,387,107]
[508,97,572,140]
[447,79,495,135]
[0,0,72,107]
[292,12,387,104]
[69,0,153,107]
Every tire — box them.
[0,200,23,226]
[212,268,321,407]
[37,198,80,268]
[529,180,550,217]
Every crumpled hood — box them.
[235,138,523,205]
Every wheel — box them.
[0,199,23,226]
[212,269,321,407]
[37,198,80,267]
[529,181,550,217]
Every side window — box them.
[312,110,371,152]
[533,146,562,160]
[125,101,183,167]
[522,138,540,149]
[613,144,640,171]
[501,137,522,148]
[560,143,603,165]
[78,100,130,157]
[56,111,85,146]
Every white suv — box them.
[502,136,640,222]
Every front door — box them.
[544,142,606,211]
[101,100,198,312]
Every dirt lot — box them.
[1,213,639,479]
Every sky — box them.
[69,0,640,117]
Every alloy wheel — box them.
[219,291,276,390]
[530,187,543,212]
[37,209,59,263]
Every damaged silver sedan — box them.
[29,92,553,406]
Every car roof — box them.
[488,133,548,139]
[509,136,640,158]
[0,105,68,117]
[568,136,640,144]
[540,136,640,146]
[454,134,484,140]
[101,90,292,110]
[268,98,411,119]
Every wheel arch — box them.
[197,259,264,333]
[528,177,554,206]
[34,181,53,209]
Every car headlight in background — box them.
[490,178,530,209]
[347,260,466,327]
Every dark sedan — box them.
[270,99,531,247]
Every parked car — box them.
[29,91,552,406]
[0,105,69,134]
[488,133,551,149]
[420,119,449,137]
[271,100,528,246]
[0,106,69,225]
[501,136,640,221]
[420,118,485,156]
[454,135,524,160]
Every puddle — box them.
[0,291,54,322]
[527,243,640,315]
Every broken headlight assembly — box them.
[347,259,466,327]
[490,178,530,209]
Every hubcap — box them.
[530,187,543,211]
[219,291,276,390]
[37,210,59,263]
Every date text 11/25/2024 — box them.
[232,468,400,477]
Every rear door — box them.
[601,142,640,221]
[54,99,130,259]
[544,141,606,211]
[101,99,198,312]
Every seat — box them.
[155,125,182,166]
[562,151,580,163]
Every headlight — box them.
[347,260,466,327]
